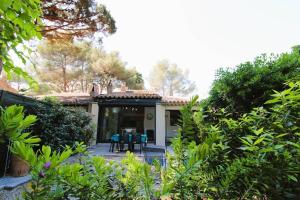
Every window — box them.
[170,110,180,126]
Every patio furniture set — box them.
[109,130,148,153]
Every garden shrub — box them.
[20,142,158,200]
[31,98,94,151]
[203,46,300,119]
[160,82,300,199]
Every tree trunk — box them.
[81,64,84,92]
[81,79,84,92]
[62,56,67,92]
[62,66,67,92]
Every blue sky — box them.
[99,0,300,98]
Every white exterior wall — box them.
[144,107,155,132]
[155,104,166,146]
[165,111,179,140]
[88,103,99,146]
[165,106,182,110]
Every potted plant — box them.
[0,105,40,176]
[9,141,37,176]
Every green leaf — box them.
[274,144,284,150]
[253,128,264,135]
[265,98,280,104]
[0,0,13,11]
[253,137,265,145]
[275,133,288,138]
[288,175,298,182]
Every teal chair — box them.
[120,133,133,152]
[132,133,147,153]
[109,134,120,152]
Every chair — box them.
[109,134,120,152]
[132,133,148,153]
[120,132,133,152]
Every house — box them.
[39,89,190,146]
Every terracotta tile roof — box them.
[161,96,190,106]
[35,91,191,106]
[36,93,92,105]
[95,90,161,99]
[0,80,17,93]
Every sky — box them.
[99,0,300,98]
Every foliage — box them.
[41,0,116,40]
[35,40,82,92]
[124,68,145,90]
[118,153,156,200]
[149,59,196,96]
[31,98,94,151]
[159,81,300,199]
[0,0,116,89]
[178,96,199,143]
[203,47,300,119]
[0,105,40,173]
[91,51,127,93]
[0,0,42,85]
[21,142,158,200]
[0,105,40,144]
[33,41,145,94]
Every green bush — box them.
[203,46,300,119]
[20,142,158,200]
[159,82,300,199]
[31,99,95,151]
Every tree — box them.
[0,0,116,90]
[203,46,300,119]
[41,0,116,40]
[36,40,82,92]
[91,51,128,93]
[149,60,196,96]
[34,42,145,94]
[0,0,42,85]
[124,68,144,90]
[72,41,94,93]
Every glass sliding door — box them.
[97,106,145,143]
[98,107,120,142]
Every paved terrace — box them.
[87,143,173,162]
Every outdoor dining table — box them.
[110,132,148,153]
[119,132,133,152]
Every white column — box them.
[155,104,166,146]
[88,102,99,146]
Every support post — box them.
[88,102,99,146]
[155,104,166,146]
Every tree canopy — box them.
[90,51,144,93]
[149,60,196,96]
[41,0,116,40]
[33,40,144,94]
[36,40,82,92]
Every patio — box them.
[80,143,173,164]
